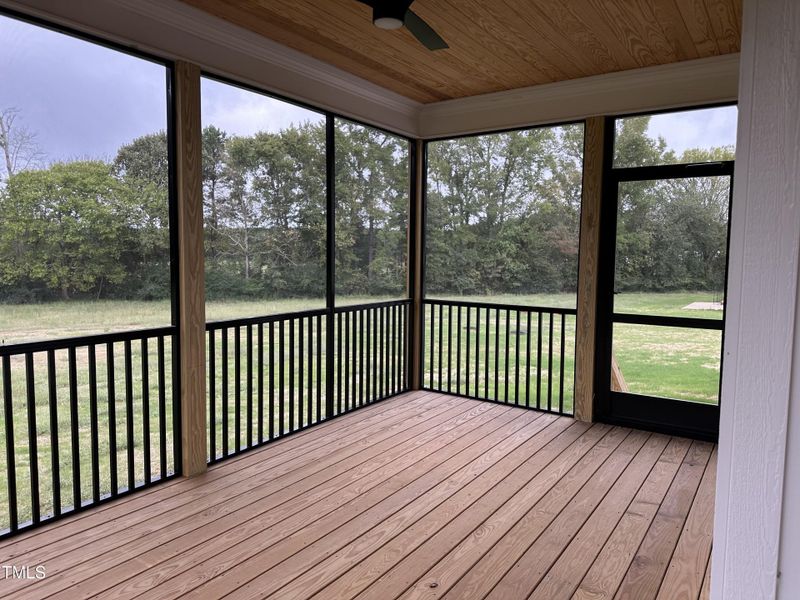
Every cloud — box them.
[201,78,324,136]
[646,106,738,155]
[0,15,322,165]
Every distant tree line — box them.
[426,118,732,296]
[0,113,732,304]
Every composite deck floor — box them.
[0,391,716,600]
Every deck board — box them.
[0,392,716,600]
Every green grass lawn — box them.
[0,292,722,531]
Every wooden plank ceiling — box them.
[179,0,742,103]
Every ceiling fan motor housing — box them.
[372,1,414,29]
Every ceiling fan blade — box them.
[404,9,449,50]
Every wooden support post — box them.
[574,117,605,422]
[409,139,425,390]
[174,60,207,476]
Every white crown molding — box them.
[0,0,421,136]
[418,54,740,138]
[108,0,419,119]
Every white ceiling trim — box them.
[418,54,740,138]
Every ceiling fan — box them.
[356,0,449,51]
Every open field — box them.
[0,292,722,531]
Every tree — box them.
[0,108,44,184]
[0,161,134,299]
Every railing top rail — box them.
[423,298,577,315]
[0,325,176,357]
[334,299,411,313]
[205,307,328,330]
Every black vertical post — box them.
[325,114,336,419]
[2,355,17,530]
[25,353,40,523]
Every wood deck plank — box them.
[521,434,670,600]
[0,390,435,562]
[96,401,512,600]
[307,418,588,600]
[6,392,456,581]
[393,426,630,600]
[24,397,497,599]
[613,441,714,600]
[572,436,692,600]
[656,448,718,599]
[0,392,716,600]
[196,408,544,599]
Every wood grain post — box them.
[174,60,207,476]
[574,117,605,422]
[409,139,425,390]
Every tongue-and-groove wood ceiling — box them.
[179,0,742,103]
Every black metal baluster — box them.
[438,304,443,390]
[89,345,101,498]
[378,306,383,399]
[157,336,167,478]
[298,318,305,428]
[494,308,500,401]
[344,311,350,412]
[559,314,566,414]
[359,310,364,406]
[258,324,264,443]
[234,326,241,451]
[124,340,134,492]
[269,322,275,440]
[390,305,396,395]
[222,329,229,455]
[308,317,313,426]
[289,319,295,432]
[337,312,342,413]
[475,307,480,398]
[25,353,40,523]
[504,309,510,403]
[484,307,490,399]
[429,303,434,389]
[47,350,60,516]
[208,331,216,461]
[365,308,371,402]
[548,313,554,412]
[170,333,180,477]
[351,311,358,406]
[140,339,150,485]
[316,314,322,420]
[247,325,253,446]
[447,304,452,393]
[456,305,462,395]
[526,312,532,408]
[372,308,378,401]
[515,310,521,406]
[106,343,117,494]
[279,320,285,436]
[2,355,17,530]
[68,346,81,508]
[465,307,471,397]
[536,312,543,410]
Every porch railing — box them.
[0,327,180,536]
[422,299,576,416]
[205,299,410,464]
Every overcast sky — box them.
[1,14,736,165]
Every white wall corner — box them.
[712,0,800,598]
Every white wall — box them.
[712,0,800,598]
